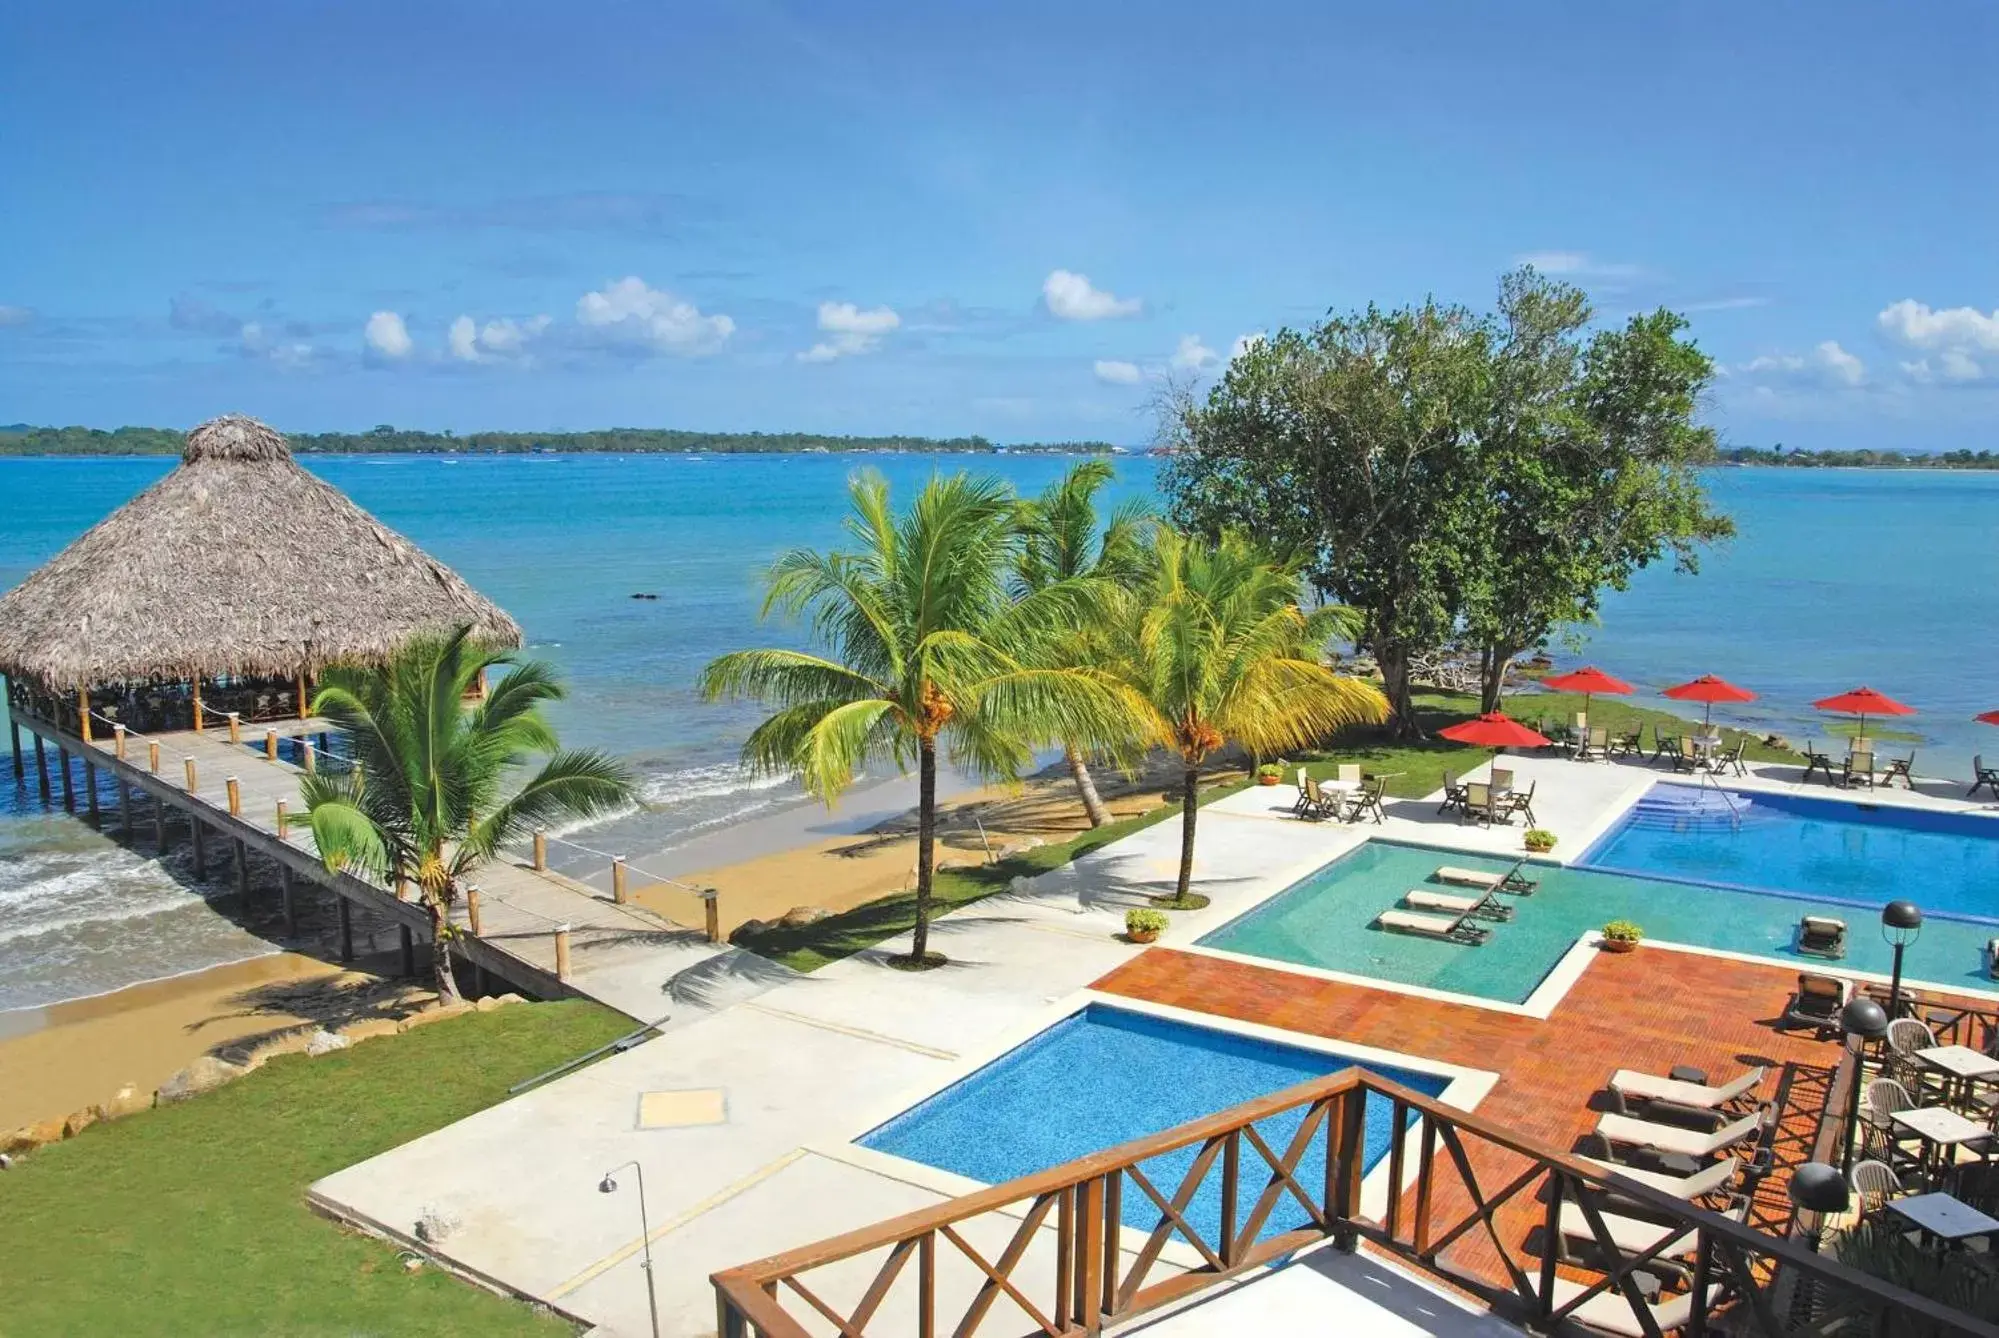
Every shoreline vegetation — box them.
[0,423,1123,456]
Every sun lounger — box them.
[1557,1198,1747,1277]
[1608,1066,1767,1117]
[1547,1277,1705,1337]
[1593,1108,1765,1161]
[1798,915,1847,959]
[1374,908,1490,945]
[1583,1155,1740,1202]
[1435,864,1539,894]
[1403,888,1513,921]
[1783,972,1852,1034]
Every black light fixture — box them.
[1840,995,1889,1171]
[1788,1160,1851,1322]
[1881,900,1923,1020]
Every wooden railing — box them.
[712,1069,1998,1338]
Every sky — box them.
[2,2,1995,449]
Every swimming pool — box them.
[859,1004,1448,1244]
[1582,784,1999,921]
[1197,840,1999,1004]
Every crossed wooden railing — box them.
[712,1069,1996,1338]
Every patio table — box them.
[1885,1192,1999,1248]
[1891,1105,1991,1181]
[1915,1045,1999,1107]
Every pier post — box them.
[612,856,628,904]
[191,820,207,879]
[226,712,241,745]
[701,889,721,944]
[275,799,289,838]
[117,776,131,836]
[338,899,353,962]
[533,829,547,871]
[114,723,127,760]
[154,795,167,852]
[302,739,316,774]
[400,925,416,977]
[78,688,92,742]
[465,886,482,936]
[280,866,297,935]
[183,757,198,793]
[265,729,278,761]
[296,672,309,720]
[84,760,99,824]
[192,681,204,734]
[58,746,74,811]
[8,720,19,780]
[148,741,160,774]
[234,839,249,899]
[33,734,49,804]
[225,776,241,816]
[554,924,572,981]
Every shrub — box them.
[1126,908,1170,936]
[1523,828,1558,852]
[1602,919,1644,943]
[1257,762,1285,781]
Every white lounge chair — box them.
[1583,1155,1739,1201]
[1434,863,1538,894]
[1557,1198,1747,1275]
[1403,888,1513,921]
[1374,908,1490,945]
[1594,1108,1765,1160]
[1547,1278,1704,1338]
[1608,1065,1767,1114]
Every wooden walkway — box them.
[11,710,720,1021]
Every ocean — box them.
[2,454,1995,1010]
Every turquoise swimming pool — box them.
[1197,840,1999,1004]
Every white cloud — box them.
[800,301,900,362]
[1093,359,1143,385]
[1042,269,1142,321]
[364,310,412,359]
[0,304,36,327]
[1513,250,1645,280]
[1877,299,1999,352]
[576,276,734,355]
[448,313,552,362]
[1169,334,1219,373]
[1681,296,1771,313]
[1229,331,1267,362]
[448,316,480,362]
[239,321,314,368]
[1741,340,1864,388]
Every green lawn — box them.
[0,1001,632,1337]
[750,688,1798,973]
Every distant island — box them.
[0,424,1123,456]
[1719,445,1998,469]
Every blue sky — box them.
[2,3,1994,448]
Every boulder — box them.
[397,1000,476,1032]
[777,905,831,928]
[303,1029,351,1057]
[62,1107,98,1139]
[414,1206,460,1244]
[728,918,774,945]
[1,1119,65,1155]
[238,1029,315,1068]
[96,1085,152,1121]
[338,1018,402,1044]
[491,992,525,1007]
[156,1056,250,1104]
[474,994,503,1012]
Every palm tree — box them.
[1014,460,1154,828]
[1107,529,1387,904]
[300,625,636,1002]
[700,470,1133,967]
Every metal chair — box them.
[1848,1158,1905,1217]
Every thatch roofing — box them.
[0,415,522,691]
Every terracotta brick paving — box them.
[1090,945,1862,1291]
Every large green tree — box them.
[1013,459,1154,827]
[300,626,637,1002]
[1104,529,1386,903]
[699,471,1134,966]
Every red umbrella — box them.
[1539,665,1633,723]
[1978,710,1999,727]
[1439,712,1552,751]
[1813,686,1915,739]
[1662,674,1757,728]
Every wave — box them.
[638,761,795,808]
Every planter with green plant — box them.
[1523,828,1558,853]
[1125,908,1169,944]
[1600,920,1643,953]
[1257,761,1286,787]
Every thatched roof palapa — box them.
[0,414,523,692]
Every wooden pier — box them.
[8,709,703,1020]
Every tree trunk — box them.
[1176,762,1200,903]
[1378,645,1423,740]
[1064,741,1112,828]
[428,893,461,1003]
[909,738,938,962]
[1479,645,1515,715]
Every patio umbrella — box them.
[1539,665,1633,723]
[1438,712,1551,751]
[1662,674,1758,729]
[1977,710,1999,726]
[1812,686,1916,740]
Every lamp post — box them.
[1788,1160,1850,1324]
[1840,995,1889,1172]
[598,1160,662,1338]
[1881,900,1923,1020]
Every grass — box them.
[747,688,1802,974]
[0,1000,632,1337]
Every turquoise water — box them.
[860,1003,1446,1243]
[1583,785,1999,922]
[1198,840,1999,1004]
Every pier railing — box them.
[711,1068,1993,1338]
[519,829,724,941]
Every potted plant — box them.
[1523,828,1557,853]
[1256,761,1286,787]
[1125,908,1169,944]
[1601,920,1643,954]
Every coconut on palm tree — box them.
[1014,459,1154,828]
[1108,529,1387,904]
[700,470,1134,968]
[300,625,636,1002]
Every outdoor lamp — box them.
[1788,1159,1850,1324]
[1881,900,1923,1020]
[1840,996,1889,1172]
[597,1160,662,1338]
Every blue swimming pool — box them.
[1198,840,1999,1003]
[860,1005,1448,1244]
[1583,784,1999,922]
